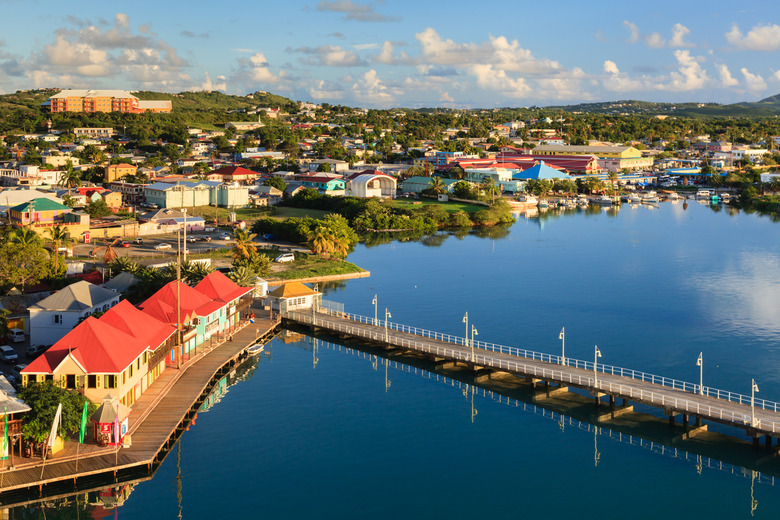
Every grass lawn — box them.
[389,199,485,214]
[186,205,273,224]
[274,257,364,280]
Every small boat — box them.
[696,189,712,199]
[247,343,265,356]
[629,194,642,204]
[667,192,679,200]
[538,199,550,209]
[593,195,614,206]
[642,191,659,203]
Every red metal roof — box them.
[24,317,146,374]
[195,271,252,304]
[139,280,218,325]
[100,300,175,351]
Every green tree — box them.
[0,241,51,290]
[9,227,42,247]
[229,228,258,266]
[18,382,95,444]
[85,199,112,218]
[46,225,73,276]
[228,265,257,286]
[428,176,447,194]
[264,176,288,192]
[58,161,81,196]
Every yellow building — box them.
[532,145,652,172]
[105,163,138,182]
[45,90,171,114]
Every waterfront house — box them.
[0,376,31,458]
[28,280,121,346]
[266,282,321,314]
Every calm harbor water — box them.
[18,201,780,518]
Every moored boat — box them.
[247,343,265,356]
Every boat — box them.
[593,195,614,206]
[642,191,659,203]
[247,343,265,356]
[629,194,642,204]
[538,199,550,209]
[696,189,712,199]
[667,192,679,200]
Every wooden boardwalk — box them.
[0,308,280,501]
[287,309,780,445]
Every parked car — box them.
[133,237,143,244]
[0,345,18,363]
[154,243,172,250]
[12,364,27,379]
[201,236,212,242]
[274,253,295,263]
[9,328,25,343]
[26,344,47,358]
[187,236,198,243]
[119,241,130,248]
[220,234,232,241]
[262,234,276,240]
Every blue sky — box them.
[2,0,780,108]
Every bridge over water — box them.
[285,307,780,449]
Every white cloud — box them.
[294,44,367,67]
[645,33,665,49]
[716,64,739,87]
[440,91,454,103]
[741,67,767,92]
[624,21,640,44]
[603,60,620,75]
[195,71,226,92]
[372,41,396,65]
[669,23,693,48]
[726,24,780,51]
[308,79,345,100]
[316,0,399,22]
[663,50,709,91]
[351,69,395,105]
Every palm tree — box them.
[428,176,446,194]
[46,225,73,275]
[9,228,41,247]
[59,161,81,196]
[229,229,258,266]
[607,172,619,195]
[110,256,142,274]
[307,225,332,257]
[228,265,256,286]
[184,261,214,285]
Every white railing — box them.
[288,310,780,432]
[311,309,780,415]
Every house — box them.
[0,377,31,457]
[251,185,283,206]
[208,166,259,184]
[28,280,121,346]
[512,161,569,180]
[266,282,321,313]
[9,197,72,226]
[347,171,397,198]
[105,163,137,183]
[101,191,123,209]
[21,300,175,406]
[300,175,346,193]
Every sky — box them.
[2,0,780,109]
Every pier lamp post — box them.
[696,352,703,395]
[559,327,565,366]
[752,379,760,427]
[471,325,478,363]
[463,312,469,348]
[593,345,602,388]
[372,295,378,326]
[385,308,392,343]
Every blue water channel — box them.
[33,201,780,518]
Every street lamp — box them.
[593,345,602,388]
[471,324,478,363]
[696,352,703,395]
[752,379,760,427]
[463,312,468,348]
[182,208,187,262]
[385,308,391,343]
[372,294,378,326]
[559,327,565,366]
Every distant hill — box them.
[547,95,780,118]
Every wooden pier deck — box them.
[286,309,780,445]
[0,309,280,501]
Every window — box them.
[45,374,53,382]
[122,371,126,385]
[87,375,97,388]
[137,358,140,370]
[104,375,117,388]
[54,314,63,324]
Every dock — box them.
[0,307,280,503]
[285,308,780,448]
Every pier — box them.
[285,308,780,448]
[0,307,280,503]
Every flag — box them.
[114,404,121,445]
[696,352,702,367]
[559,327,565,340]
[79,401,88,444]
[753,380,759,393]
[47,403,62,449]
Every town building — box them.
[346,171,397,198]
[266,282,321,314]
[28,280,121,346]
[73,128,114,138]
[9,197,72,226]
[44,90,172,114]
[105,163,137,183]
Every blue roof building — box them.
[512,161,569,181]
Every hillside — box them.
[547,95,780,118]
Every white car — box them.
[187,236,198,243]
[274,253,295,263]
[9,329,25,343]
[154,243,172,250]
[0,345,18,363]
[220,234,232,241]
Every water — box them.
[16,202,780,518]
